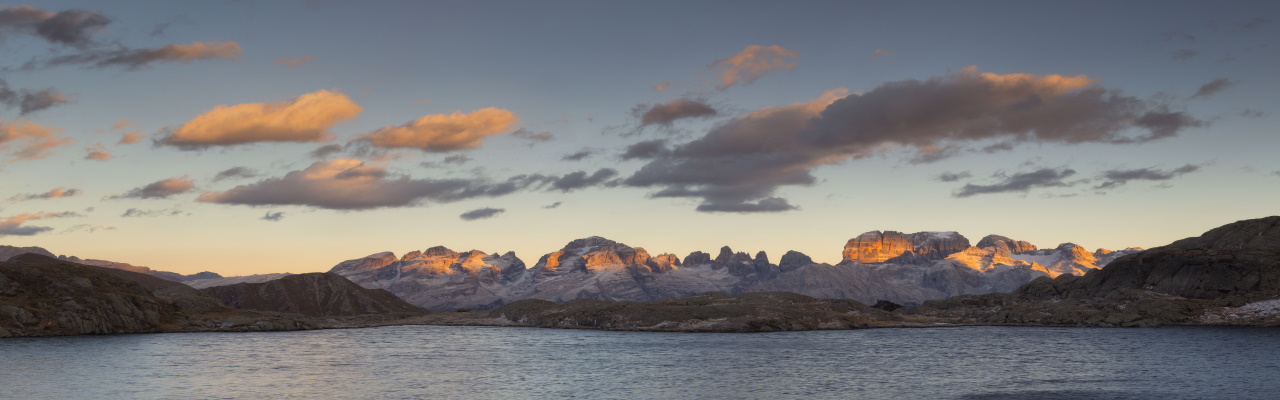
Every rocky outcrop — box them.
[905,216,1280,327]
[842,231,970,264]
[201,273,423,317]
[0,254,317,337]
[1,245,223,283]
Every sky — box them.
[1,0,1277,276]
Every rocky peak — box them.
[329,251,398,274]
[843,230,971,264]
[423,246,458,258]
[714,246,734,264]
[648,253,681,272]
[684,251,712,266]
[754,251,769,266]
[400,250,423,262]
[1167,216,1280,252]
[778,250,814,272]
[976,235,1037,253]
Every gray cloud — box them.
[1161,31,1196,42]
[1189,78,1235,99]
[23,41,242,71]
[0,6,110,48]
[213,167,259,182]
[624,68,1202,212]
[1171,49,1199,61]
[112,177,195,199]
[620,139,668,160]
[8,187,80,202]
[1094,164,1200,190]
[459,207,504,221]
[542,201,562,209]
[561,149,595,161]
[198,159,616,210]
[120,208,185,218]
[1237,17,1271,32]
[1241,109,1265,118]
[310,144,344,159]
[0,80,73,115]
[935,171,972,182]
[634,98,717,127]
[547,169,618,192]
[511,128,555,143]
[262,211,285,222]
[953,168,1078,198]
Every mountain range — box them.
[327,231,1142,310]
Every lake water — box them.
[2,326,1278,399]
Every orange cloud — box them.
[7,187,81,202]
[117,132,145,144]
[274,56,314,69]
[0,118,72,161]
[158,89,362,148]
[84,143,111,161]
[0,211,81,237]
[654,81,671,91]
[710,45,797,89]
[872,49,894,58]
[359,108,519,152]
[156,41,242,62]
[113,176,196,199]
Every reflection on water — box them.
[2,326,1279,399]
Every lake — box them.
[2,326,1278,399]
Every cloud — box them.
[113,177,195,199]
[459,207,504,221]
[1189,78,1235,99]
[542,201,562,209]
[198,159,617,210]
[623,67,1202,212]
[115,132,143,144]
[710,45,797,89]
[1241,109,1265,118]
[84,143,110,161]
[29,41,242,70]
[120,208,185,218]
[0,80,73,115]
[0,118,72,161]
[654,81,671,91]
[1161,31,1196,42]
[274,56,314,69]
[953,168,1078,198]
[310,143,344,159]
[620,139,668,160]
[7,187,81,202]
[213,166,259,182]
[0,211,80,237]
[1093,164,1200,190]
[358,108,519,152]
[0,6,110,48]
[561,149,595,161]
[511,128,555,143]
[261,211,285,222]
[935,171,972,182]
[157,89,362,148]
[547,169,618,192]
[111,119,144,144]
[1237,17,1271,32]
[872,49,894,58]
[1171,49,1199,61]
[62,224,115,233]
[420,154,472,168]
[635,98,717,127]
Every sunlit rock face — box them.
[842,231,971,264]
[976,235,1038,253]
[330,247,525,310]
